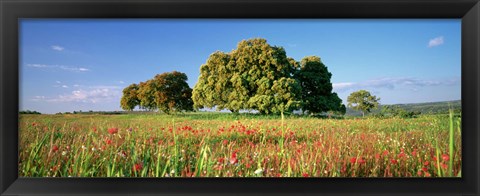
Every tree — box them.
[120,71,194,114]
[120,83,140,111]
[152,71,194,114]
[192,38,302,114]
[347,90,380,117]
[295,56,346,115]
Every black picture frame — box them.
[1,0,479,195]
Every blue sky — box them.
[20,19,461,114]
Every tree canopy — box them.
[120,71,194,114]
[295,56,345,115]
[192,38,345,115]
[347,90,380,117]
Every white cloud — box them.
[428,36,444,47]
[119,81,125,84]
[26,64,90,72]
[44,85,121,103]
[333,77,460,92]
[51,45,65,51]
[61,85,69,88]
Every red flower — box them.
[375,153,380,159]
[52,145,59,153]
[108,128,118,134]
[358,158,366,164]
[424,161,429,166]
[302,173,309,177]
[441,163,448,170]
[105,139,112,145]
[230,152,238,164]
[218,157,225,163]
[412,149,417,157]
[133,163,143,172]
[442,154,450,162]
[350,157,357,164]
[32,122,37,126]
[222,140,228,146]
[422,167,428,172]
[425,172,431,177]
[390,159,398,164]
[383,150,389,156]
[417,171,422,176]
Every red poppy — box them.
[32,122,37,126]
[52,145,59,153]
[350,157,357,164]
[108,128,118,134]
[222,140,228,146]
[442,154,449,162]
[425,172,431,177]
[424,161,429,166]
[383,150,389,156]
[133,163,143,172]
[302,173,309,177]
[422,167,428,172]
[358,158,366,164]
[417,171,422,176]
[390,159,398,164]
[105,139,112,145]
[230,152,238,164]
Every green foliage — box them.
[193,38,343,115]
[120,84,140,111]
[294,56,345,115]
[347,90,380,117]
[379,105,421,118]
[120,71,194,114]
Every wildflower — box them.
[383,150,389,156]
[81,145,87,150]
[254,168,263,175]
[222,140,228,146]
[61,151,67,156]
[108,128,118,134]
[358,158,366,164]
[425,172,431,177]
[390,159,398,164]
[441,163,448,170]
[350,157,357,164]
[302,173,309,177]
[424,161,429,166]
[133,163,143,172]
[230,152,238,165]
[422,167,428,172]
[32,122,37,126]
[442,154,450,162]
[52,145,59,153]
[417,171,422,176]
[105,139,112,145]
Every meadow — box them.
[19,112,461,177]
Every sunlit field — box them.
[19,112,461,177]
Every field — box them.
[19,113,461,177]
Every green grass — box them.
[19,112,461,177]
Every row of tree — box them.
[120,71,194,114]
[192,38,345,115]
[120,38,378,115]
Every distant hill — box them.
[346,100,461,116]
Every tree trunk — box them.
[362,111,365,117]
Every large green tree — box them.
[347,90,380,117]
[120,71,194,114]
[295,56,345,115]
[192,38,302,114]
[120,83,140,111]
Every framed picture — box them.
[1,0,479,195]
